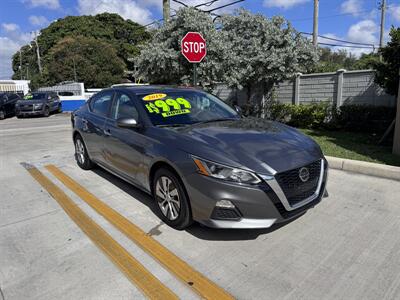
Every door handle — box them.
[104,129,111,136]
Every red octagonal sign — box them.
[181,32,207,63]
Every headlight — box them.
[34,103,43,109]
[192,156,261,184]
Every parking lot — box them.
[1,114,400,299]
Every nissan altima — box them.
[71,86,328,229]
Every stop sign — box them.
[181,32,207,63]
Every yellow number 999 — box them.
[165,99,181,110]
[154,100,170,112]
[176,98,191,109]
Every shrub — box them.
[267,101,330,129]
[248,101,396,133]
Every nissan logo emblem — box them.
[299,167,310,182]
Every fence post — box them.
[294,72,302,105]
[336,69,346,107]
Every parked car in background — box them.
[0,92,21,120]
[16,92,62,117]
[71,86,328,230]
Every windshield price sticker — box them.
[142,93,167,101]
[24,95,33,100]
[144,97,192,118]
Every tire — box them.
[0,110,5,120]
[152,168,193,230]
[74,135,95,170]
[43,107,50,117]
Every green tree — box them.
[374,27,400,96]
[135,7,227,87]
[314,48,358,72]
[220,9,318,107]
[11,13,150,87]
[46,36,125,88]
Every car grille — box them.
[20,104,33,111]
[275,160,321,206]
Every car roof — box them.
[110,85,200,95]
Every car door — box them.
[6,94,18,114]
[81,91,115,165]
[103,92,150,187]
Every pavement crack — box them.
[0,284,5,300]
[0,209,60,229]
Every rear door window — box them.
[90,91,114,117]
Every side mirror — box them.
[117,117,140,128]
[234,105,242,115]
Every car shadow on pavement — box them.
[92,167,304,241]
[92,168,163,219]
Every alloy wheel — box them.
[75,139,85,165]
[155,176,181,221]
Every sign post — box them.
[393,67,400,155]
[181,32,207,87]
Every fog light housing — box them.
[211,200,241,220]
[215,200,235,209]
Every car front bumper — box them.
[183,159,328,229]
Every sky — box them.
[0,0,399,79]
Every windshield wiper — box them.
[156,124,189,128]
[193,118,238,125]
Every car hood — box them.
[155,118,323,174]
[17,100,46,105]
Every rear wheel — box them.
[74,135,95,170]
[153,168,192,230]
[0,110,5,120]
[43,107,50,117]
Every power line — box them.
[203,0,245,12]
[318,42,375,49]
[301,32,377,47]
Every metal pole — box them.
[193,64,197,86]
[379,0,386,50]
[163,0,170,24]
[32,31,42,75]
[19,50,22,80]
[313,0,319,48]
[393,68,400,155]
[26,64,29,80]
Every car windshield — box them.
[138,90,239,126]
[24,93,47,100]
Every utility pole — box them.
[19,50,23,80]
[32,31,42,75]
[393,68,400,155]
[379,0,386,50]
[313,0,319,48]
[163,0,170,24]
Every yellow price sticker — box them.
[142,93,167,101]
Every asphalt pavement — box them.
[1,114,400,300]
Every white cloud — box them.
[77,0,153,24]
[22,0,60,10]
[0,37,21,79]
[340,0,363,17]
[389,5,400,22]
[263,0,309,10]
[29,15,49,26]
[1,23,20,32]
[347,19,378,44]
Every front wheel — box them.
[43,107,50,117]
[74,135,95,170]
[0,110,5,120]
[153,168,193,230]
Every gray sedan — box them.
[71,86,328,229]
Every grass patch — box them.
[300,128,400,167]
